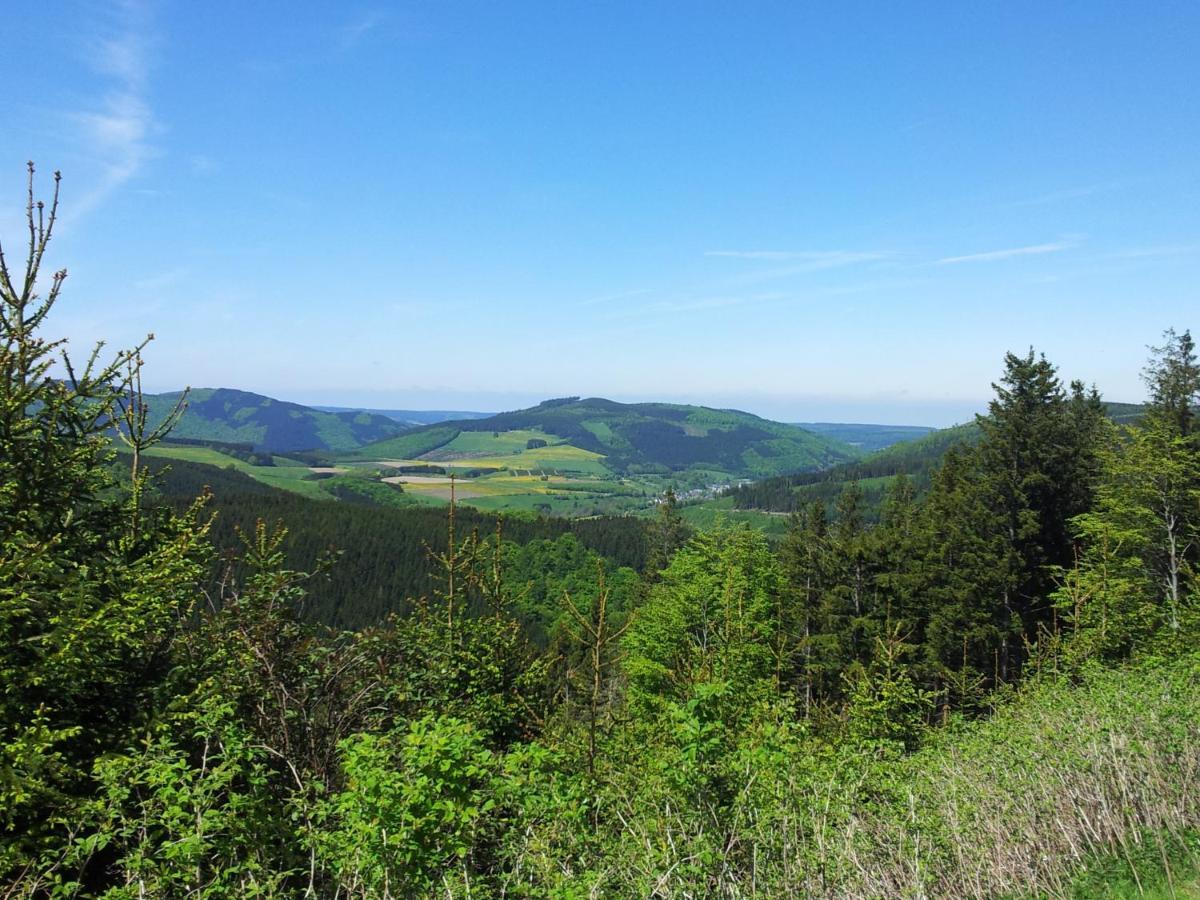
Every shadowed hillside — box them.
[145,388,408,453]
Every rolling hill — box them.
[313,406,492,426]
[793,422,935,452]
[726,422,979,517]
[726,400,1148,520]
[143,388,409,453]
[350,397,862,479]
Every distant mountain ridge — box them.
[793,422,935,453]
[354,396,863,478]
[144,388,409,453]
[312,406,492,426]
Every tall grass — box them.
[560,653,1200,898]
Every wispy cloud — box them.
[69,0,157,219]
[935,239,1080,265]
[337,10,385,51]
[133,267,188,292]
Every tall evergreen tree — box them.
[780,501,829,712]
[645,486,689,578]
[917,444,1010,698]
[971,350,1103,678]
[1143,327,1200,438]
[0,165,212,881]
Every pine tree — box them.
[780,502,829,712]
[1143,327,1200,438]
[973,349,1102,678]
[624,524,783,712]
[646,485,689,577]
[916,445,1010,699]
[0,165,212,881]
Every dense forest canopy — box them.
[3,168,1199,897]
[141,388,410,453]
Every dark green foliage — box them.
[145,387,409,452]
[645,486,690,576]
[139,454,648,630]
[1142,327,1200,437]
[732,398,1139,518]
[0,165,214,882]
[501,533,639,646]
[1104,400,1149,425]
[728,422,980,514]
[316,474,414,508]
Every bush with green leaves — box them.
[313,715,496,896]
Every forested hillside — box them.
[728,399,1147,520]
[138,453,650,630]
[727,421,980,516]
[144,388,409,452]
[3,171,1199,897]
[355,396,861,477]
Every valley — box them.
[139,393,948,519]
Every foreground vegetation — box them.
[3,169,1199,897]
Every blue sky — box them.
[2,1,1198,426]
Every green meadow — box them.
[142,445,332,499]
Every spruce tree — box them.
[0,165,212,882]
[780,501,829,712]
[1143,327,1200,438]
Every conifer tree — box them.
[0,164,212,883]
[972,350,1103,678]
[645,486,688,577]
[780,502,829,712]
[1143,327,1200,438]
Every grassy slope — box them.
[743,652,1200,897]
[345,424,461,459]
[871,652,1200,898]
[141,445,332,499]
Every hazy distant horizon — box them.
[143,382,1051,430]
